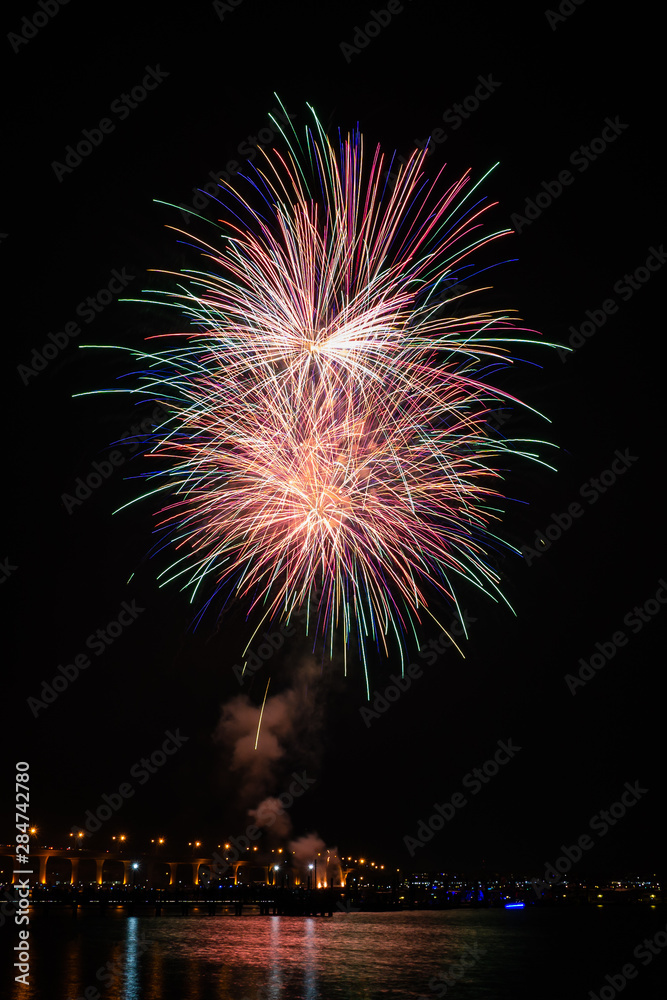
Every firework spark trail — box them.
[255,678,271,751]
[82,101,561,686]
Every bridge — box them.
[0,847,351,888]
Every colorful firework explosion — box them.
[82,100,558,687]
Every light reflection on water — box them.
[2,907,665,999]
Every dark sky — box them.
[3,1,664,880]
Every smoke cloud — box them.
[289,833,342,886]
[248,796,293,838]
[288,832,326,865]
[214,655,325,807]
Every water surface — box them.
[2,906,665,998]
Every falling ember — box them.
[254,678,271,751]
[86,98,560,682]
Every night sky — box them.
[3,1,664,879]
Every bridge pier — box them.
[11,854,49,884]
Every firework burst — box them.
[83,100,558,685]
